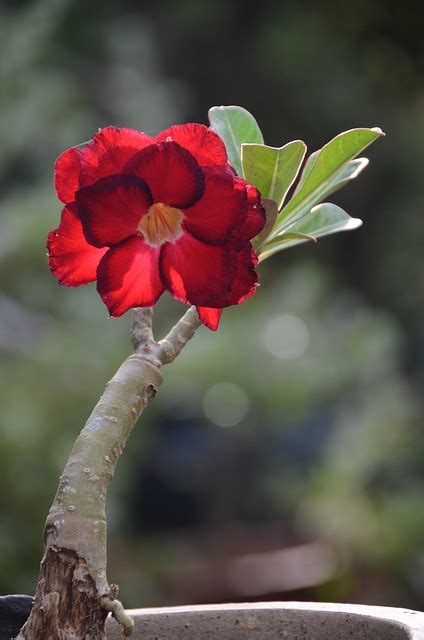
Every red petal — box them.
[156,123,228,168]
[196,306,223,331]
[160,231,237,306]
[76,175,152,248]
[47,204,107,286]
[228,244,259,305]
[97,236,164,316]
[196,245,259,330]
[233,179,266,249]
[79,126,155,188]
[183,168,246,246]
[125,141,204,208]
[54,146,82,204]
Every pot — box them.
[3,598,424,639]
[107,602,424,639]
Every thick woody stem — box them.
[16,306,201,640]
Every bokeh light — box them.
[263,314,310,360]
[203,382,250,427]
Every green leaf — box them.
[208,105,264,176]
[271,127,384,236]
[259,203,362,261]
[241,140,307,209]
[252,197,278,249]
[275,231,318,246]
[294,154,369,200]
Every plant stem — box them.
[158,306,201,364]
[16,306,200,640]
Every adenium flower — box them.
[47,124,265,330]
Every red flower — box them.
[47,124,265,330]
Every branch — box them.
[100,592,134,637]
[158,306,201,364]
[131,307,156,350]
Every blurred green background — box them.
[1,0,423,610]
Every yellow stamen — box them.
[138,202,184,247]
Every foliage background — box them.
[1,0,423,610]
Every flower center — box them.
[138,202,184,247]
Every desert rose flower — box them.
[47,124,265,330]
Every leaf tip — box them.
[349,217,363,230]
[371,127,386,137]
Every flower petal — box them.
[233,179,266,248]
[196,245,259,330]
[79,126,155,188]
[160,231,237,306]
[97,236,164,316]
[47,204,107,286]
[76,175,152,248]
[227,244,259,305]
[125,141,205,208]
[197,244,259,331]
[54,146,83,204]
[183,168,246,246]
[156,123,228,168]
[196,306,223,331]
